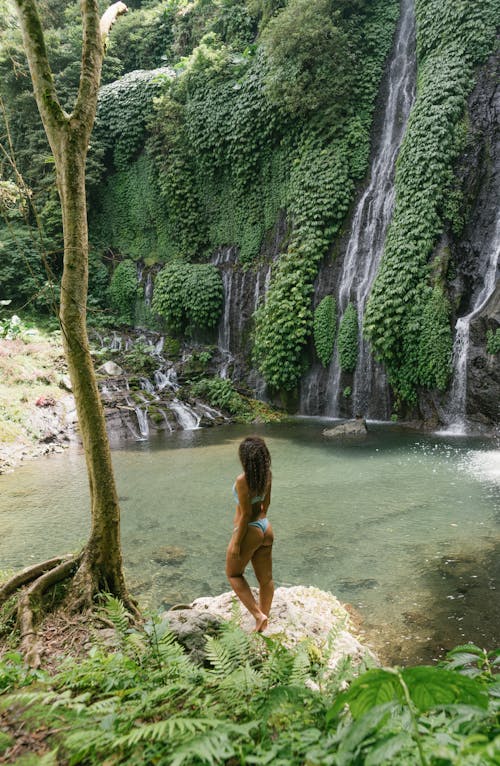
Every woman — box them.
[226,435,274,632]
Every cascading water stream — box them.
[445,216,500,432]
[325,0,416,418]
[214,247,273,381]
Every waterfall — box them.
[134,407,150,439]
[144,272,154,306]
[322,0,416,418]
[445,216,500,432]
[214,247,273,385]
[170,399,201,430]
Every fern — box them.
[205,623,252,677]
[114,716,224,748]
[169,722,258,766]
[101,594,130,641]
[289,645,311,686]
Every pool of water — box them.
[1,420,499,664]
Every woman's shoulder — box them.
[235,473,247,490]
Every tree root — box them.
[0,555,75,608]
[1,552,141,667]
[16,554,82,668]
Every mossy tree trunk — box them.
[12,1,132,610]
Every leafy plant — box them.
[337,302,359,373]
[486,328,500,355]
[314,295,336,367]
[109,260,138,325]
[152,262,223,334]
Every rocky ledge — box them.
[166,585,375,669]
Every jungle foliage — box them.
[313,295,336,368]
[0,601,499,765]
[337,302,359,374]
[151,261,223,333]
[1,0,499,397]
[364,0,500,403]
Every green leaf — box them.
[401,667,488,711]
[327,670,403,721]
[365,732,412,766]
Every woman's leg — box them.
[226,528,267,630]
[251,537,274,618]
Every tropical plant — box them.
[313,295,337,367]
[337,302,359,373]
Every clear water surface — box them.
[1,420,498,664]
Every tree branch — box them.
[12,0,66,141]
[73,1,128,130]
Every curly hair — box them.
[238,436,271,498]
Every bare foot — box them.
[254,612,268,633]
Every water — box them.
[318,0,416,418]
[446,216,500,432]
[214,247,273,381]
[1,421,498,665]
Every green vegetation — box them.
[1,0,498,399]
[152,262,223,333]
[337,302,359,374]
[0,602,498,765]
[486,328,500,355]
[109,260,139,325]
[190,376,282,422]
[313,295,337,367]
[364,0,499,403]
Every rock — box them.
[97,361,124,376]
[151,545,187,566]
[323,418,368,437]
[164,585,375,669]
[58,374,72,391]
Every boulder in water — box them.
[323,418,368,437]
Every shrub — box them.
[486,328,500,355]
[313,295,336,367]
[337,303,359,373]
[109,260,138,324]
[151,261,190,332]
[185,264,224,331]
[152,262,223,334]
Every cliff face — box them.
[447,47,500,427]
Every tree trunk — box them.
[13,0,133,610]
[56,131,128,604]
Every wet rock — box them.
[151,545,187,566]
[339,577,379,591]
[164,585,376,670]
[323,418,368,438]
[97,361,124,376]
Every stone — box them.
[323,418,367,437]
[97,360,124,376]
[58,374,72,391]
[151,545,187,566]
[164,585,376,670]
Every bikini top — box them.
[232,483,265,505]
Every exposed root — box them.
[0,555,75,608]
[17,555,82,668]
[2,552,142,667]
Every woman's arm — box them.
[262,471,272,513]
[228,476,252,558]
